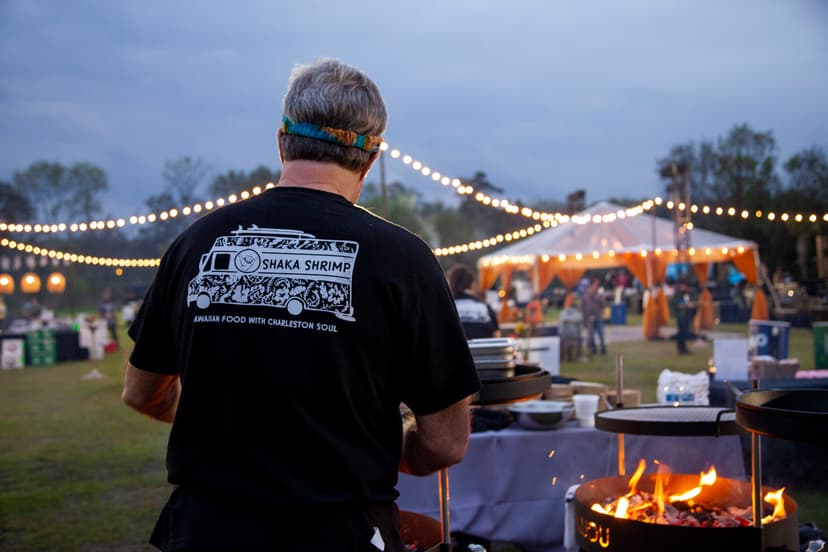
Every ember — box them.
[590,459,787,527]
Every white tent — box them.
[476,201,766,334]
[478,201,757,276]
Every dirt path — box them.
[603,324,742,344]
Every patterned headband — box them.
[281,116,383,153]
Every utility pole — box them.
[660,162,691,278]
[566,190,585,215]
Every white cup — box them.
[572,394,599,427]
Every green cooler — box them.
[814,322,828,370]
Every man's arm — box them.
[399,396,472,476]
[122,362,180,423]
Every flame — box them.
[591,503,608,515]
[668,466,718,502]
[589,460,788,527]
[625,459,646,496]
[614,497,630,518]
[654,463,669,515]
[668,486,701,502]
[699,466,717,486]
[761,487,786,525]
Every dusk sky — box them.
[2,1,827,218]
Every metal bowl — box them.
[509,400,574,430]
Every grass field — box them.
[0,347,167,551]
[558,321,818,403]
[0,320,825,550]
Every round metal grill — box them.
[594,406,738,436]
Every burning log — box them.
[589,459,788,528]
[574,467,800,552]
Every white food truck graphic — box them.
[187,226,358,321]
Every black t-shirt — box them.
[129,187,479,548]
[454,291,499,340]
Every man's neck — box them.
[276,160,362,203]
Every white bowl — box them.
[509,400,574,430]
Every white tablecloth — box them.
[396,423,746,552]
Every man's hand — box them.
[399,397,472,476]
[122,362,180,423]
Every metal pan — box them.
[735,389,828,442]
[473,358,516,369]
[477,367,516,379]
[467,338,516,357]
[594,406,738,436]
[473,365,551,405]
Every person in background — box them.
[447,263,500,340]
[772,266,784,286]
[576,276,590,297]
[613,270,630,305]
[99,287,118,347]
[670,279,697,355]
[558,297,584,361]
[524,293,545,329]
[581,278,607,356]
[21,296,42,322]
[732,278,748,314]
[122,58,479,552]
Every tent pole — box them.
[532,259,539,295]
[649,207,658,334]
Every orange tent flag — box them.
[751,288,769,321]
[695,288,714,330]
[657,288,670,326]
[643,294,660,340]
[499,298,519,324]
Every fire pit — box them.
[573,463,798,551]
[572,405,800,552]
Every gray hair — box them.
[281,58,387,172]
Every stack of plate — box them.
[468,338,517,379]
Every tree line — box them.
[0,123,825,312]
[655,124,827,282]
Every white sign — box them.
[714,338,749,381]
[514,336,560,375]
[1,338,25,369]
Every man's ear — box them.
[359,151,380,183]
[276,129,285,163]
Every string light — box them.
[684,204,825,224]
[383,143,655,223]
[0,237,160,268]
[475,242,752,265]
[0,182,278,234]
[383,143,828,226]
[433,221,554,257]
[3,142,826,235]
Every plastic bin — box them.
[814,322,828,370]
[748,320,790,359]
[609,303,627,325]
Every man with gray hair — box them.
[123,59,479,551]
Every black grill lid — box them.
[736,389,828,442]
[594,406,738,436]
[473,365,551,405]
